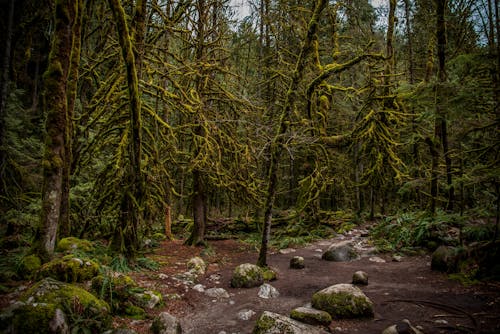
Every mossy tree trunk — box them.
[257,0,328,268]
[107,0,144,259]
[0,0,14,195]
[59,0,84,238]
[34,0,76,261]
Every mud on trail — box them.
[123,229,500,334]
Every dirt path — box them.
[126,229,500,334]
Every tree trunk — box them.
[186,168,207,246]
[257,0,328,268]
[0,0,14,172]
[59,0,84,238]
[107,0,144,259]
[34,0,76,261]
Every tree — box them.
[33,0,77,261]
[106,0,144,258]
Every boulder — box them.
[290,256,305,269]
[132,289,163,309]
[150,312,182,334]
[237,309,256,320]
[352,271,369,285]
[3,278,111,333]
[17,254,42,279]
[0,302,69,334]
[37,255,100,283]
[290,306,332,326]
[187,256,206,276]
[258,283,279,299]
[56,237,94,253]
[321,241,358,262]
[431,246,463,272]
[230,263,264,288]
[253,311,329,334]
[91,273,138,312]
[205,287,230,299]
[381,319,423,334]
[311,283,374,319]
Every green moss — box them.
[11,303,59,334]
[18,278,111,332]
[311,284,374,319]
[91,273,138,312]
[57,237,94,253]
[124,304,146,319]
[262,267,277,281]
[252,313,277,333]
[18,254,42,279]
[231,263,264,288]
[289,307,332,326]
[37,255,100,282]
[152,233,167,241]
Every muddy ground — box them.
[121,229,500,334]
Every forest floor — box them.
[116,227,500,334]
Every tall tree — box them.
[33,0,77,261]
[107,0,144,258]
[257,0,328,267]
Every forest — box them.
[0,0,499,332]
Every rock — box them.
[237,309,256,320]
[431,246,462,273]
[12,278,111,333]
[290,306,332,326]
[91,273,138,312]
[253,311,329,334]
[187,256,207,276]
[192,284,205,292]
[230,263,264,288]
[381,319,423,334]
[322,241,358,262]
[132,290,162,309]
[205,287,230,299]
[150,312,182,334]
[392,255,403,262]
[56,237,94,253]
[279,248,296,254]
[124,304,146,319]
[311,283,374,319]
[258,283,279,299]
[37,255,100,283]
[290,256,305,269]
[352,271,368,285]
[262,267,278,281]
[17,254,42,279]
[369,256,386,263]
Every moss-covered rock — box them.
[253,311,329,334]
[1,302,69,334]
[131,289,163,309]
[123,304,146,320]
[322,241,358,262]
[37,255,100,282]
[152,232,167,241]
[56,237,94,253]
[91,272,138,312]
[431,245,463,273]
[262,267,278,281]
[290,306,332,326]
[150,312,182,334]
[17,278,111,332]
[231,263,264,288]
[17,254,42,279]
[311,283,374,319]
[187,256,206,276]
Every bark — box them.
[59,0,84,238]
[34,0,75,261]
[404,0,415,84]
[107,0,144,258]
[186,169,207,246]
[0,0,14,171]
[257,0,328,268]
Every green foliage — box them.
[136,257,160,271]
[370,211,466,252]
